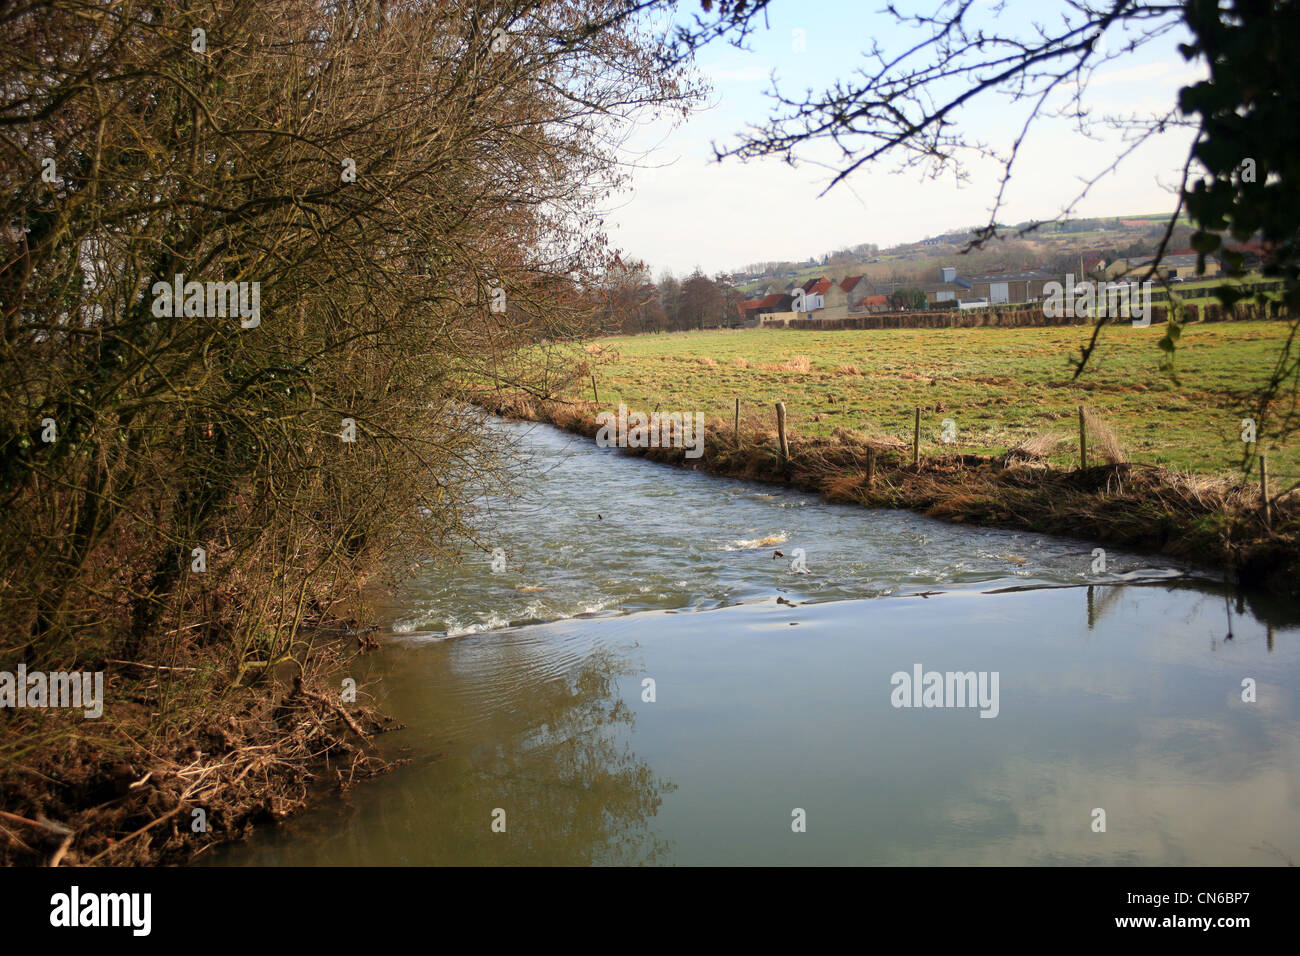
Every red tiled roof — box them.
[861,295,889,306]
[840,275,865,292]
[738,293,787,315]
[803,277,832,296]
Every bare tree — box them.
[0,0,700,780]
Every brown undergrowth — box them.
[0,631,395,867]
[478,389,1299,600]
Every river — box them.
[212,419,1300,866]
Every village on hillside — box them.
[599,217,1282,335]
[735,244,1272,325]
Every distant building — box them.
[922,266,973,305]
[737,293,792,322]
[1119,253,1220,281]
[839,275,874,311]
[1081,252,1107,277]
[960,269,1058,304]
[791,276,830,312]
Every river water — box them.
[214,420,1300,866]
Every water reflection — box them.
[1086,584,1126,629]
[216,581,1298,867]
[217,638,674,866]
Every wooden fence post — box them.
[912,407,921,469]
[1260,454,1272,529]
[591,373,599,404]
[734,397,740,443]
[1078,406,1088,469]
[775,401,790,468]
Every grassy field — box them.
[582,322,1297,481]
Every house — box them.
[840,275,880,311]
[760,275,897,321]
[1102,259,1133,280]
[818,277,850,315]
[1081,252,1107,277]
[788,276,828,312]
[737,293,792,322]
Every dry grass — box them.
[758,355,813,373]
[1082,406,1128,464]
[822,471,869,501]
[831,426,869,444]
[1006,431,1069,463]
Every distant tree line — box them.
[595,264,742,334]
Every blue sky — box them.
[604,0,1206,276]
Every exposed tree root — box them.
[0,640,399,867]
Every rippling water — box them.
[381,420,1191,640]
[213,419,1300,867]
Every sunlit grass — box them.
[581,322,1296,480]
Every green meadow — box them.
[582,322,1297,480]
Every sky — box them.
[602,0,1208,277]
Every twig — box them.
[294,682,368,738]
[0,823,35,854]
[106,659,198,672]
[0,809,72,834]
[48,832,75,868]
